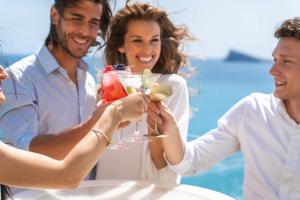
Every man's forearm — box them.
[29,124,89,160]
[29,105,104,160]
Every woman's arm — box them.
[148,76,189,169]
[147,102,168,169]
[0,93,148,189]
[157,102,185,165]
[147,102,185,166]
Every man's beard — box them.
[54,23,92,59]
[58,35,89,59]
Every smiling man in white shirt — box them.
[148,17,300,200]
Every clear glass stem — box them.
[118,128,123,143]
[154,123,161,136]
[136,121,141,138]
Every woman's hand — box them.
[147,101,180,169]
[114,92,149,123]
[148,101,184,166]
[94,101,129,128]
[147,101,178,136]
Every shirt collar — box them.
[35,45,59,74]
[273,94,283,111]
[274,95,300,127]
[35,45,89,75]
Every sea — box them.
[1,54,274,200]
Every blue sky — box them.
[0,0,299,59]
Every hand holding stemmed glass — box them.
[101,66,172,148]
[141,70,172,139]
[123,69,172,142]
[101,64,134,149]
[121,72,145,143]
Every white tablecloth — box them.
[14,180,235,200]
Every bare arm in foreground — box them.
[0,93,148,189]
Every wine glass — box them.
[120,73,146,143]
[101,65,129,150]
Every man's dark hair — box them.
[45,0,113,49]
[275,17,300,40]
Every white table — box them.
[14,180,235,200]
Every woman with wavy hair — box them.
[96,1,193,183]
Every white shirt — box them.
[96,74,189,183]
[170,93,300,200]
[0,46,97,149]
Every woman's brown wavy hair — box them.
[105,2,193,74]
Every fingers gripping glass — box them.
[141,70,172,139]
[121,73,148,143]
[0,69,37,147]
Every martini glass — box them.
[147,84,172,138]
[141,69,172,139]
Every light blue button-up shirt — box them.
[0,45,97,149]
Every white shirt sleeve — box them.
[0,68,38,150]
[142,74,189,183]
[169,95,247,176]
